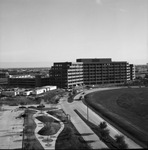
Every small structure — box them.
[1,89,19,97]
[42,86,57,91]
[23,90,33,96]
[32,86,57,95]
[32,88,46,95]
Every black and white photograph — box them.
[0,0,148,149]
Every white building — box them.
[32,86,57,95]
[32,88,46,95]
[23,90,33,96]
[42,86,57,91]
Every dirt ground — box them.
[0,105,24,149]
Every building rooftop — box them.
[9,75,35,78]
[76,58,112,63]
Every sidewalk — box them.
[60,97,108,149]
[33,110,64,150]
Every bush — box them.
[100,129,110,139]
[28,106,36,109]
[99,121,107,130]
[114,135,128,149]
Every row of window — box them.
[68,80,83,84]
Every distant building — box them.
[1,88,20,97]
[8,75,50,88]
[49,58,135,88]
[0,72,9,85]
[135,65,148,78]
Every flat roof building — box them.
[0,72,9,85]
[50,58,135,88]
[8,75,50,88]
[77,58,135,85]
[49,62,83,89]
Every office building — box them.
[50,58,135,89]
[49,62,83,89]
[77,58,135,85]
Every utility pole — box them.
[87,103,89,121]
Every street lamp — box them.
[87,103,89,121]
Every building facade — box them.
[49,62,83,89]
[49,58,135,88]
[0,72,9,85]
[8,75,50,88]
[77,58,134,85]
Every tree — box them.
[114,135,128,149]
[115,135,124,143]
[145,74,148,79]
[99,121,107,130]
[72,89,77,95]
[99,122,110,140]
[100,129,110,139]
[37,104,45,113]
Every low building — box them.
[32,88,46,95]
[8,75,50,88]
[22,90,33,96]
[1,89,19,97]
[32,86,57,95]
[0,72,9,85]
[42,85,57,91]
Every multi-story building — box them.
[49,62,83,89]
[49,58,135,88]
[77,58,134,85]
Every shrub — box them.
[114,135,128,149]
[100,129,110,139]
[99,121,107,130]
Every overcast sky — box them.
[0,0,148,68]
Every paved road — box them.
[60,95,108,149]
[73,87,142,149]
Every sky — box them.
[0,0,148,68]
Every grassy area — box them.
[84,87,148,148]
[38,122,61,136]
[55,121,91,149]
[23,109,44,150]
[47,109,67,122]
[36,115,56,123]
[47,109,91,149]
[36,115,61,136]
